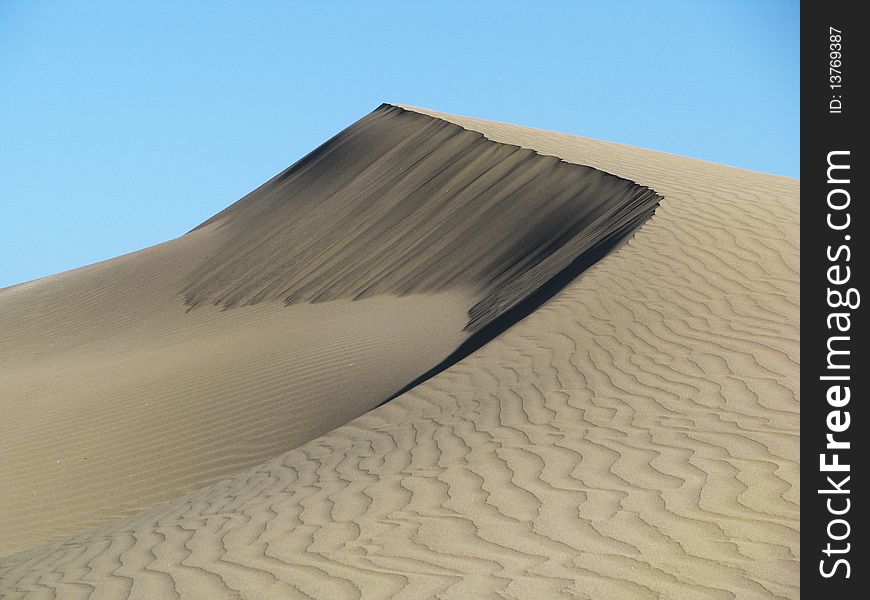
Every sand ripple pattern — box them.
[0,106,798,599]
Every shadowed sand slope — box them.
[0,105,659,557]
[0,105,798,599]
[184,105,659,333]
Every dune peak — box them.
[183,104,661,332]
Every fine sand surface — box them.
[0,105,798,599]
[0,105,659,557]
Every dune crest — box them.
[183,105,659,333]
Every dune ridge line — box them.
[182,104,661,333]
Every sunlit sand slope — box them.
[0,105,798,599]
[0,105,658,556]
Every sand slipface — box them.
[0,105,798,600]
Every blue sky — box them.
[0,1,798,288]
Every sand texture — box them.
[0,105,798,599]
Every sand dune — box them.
[0,105,658,556]
[0,105,798,599]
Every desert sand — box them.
[0,105,798,599]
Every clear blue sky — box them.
[0,1,798,288]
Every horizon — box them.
[0,1,799,288]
